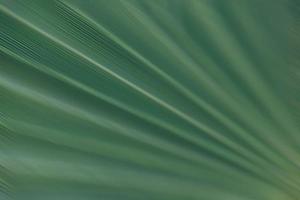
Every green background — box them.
[0,0,300,199]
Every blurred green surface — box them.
[0,0,300,199]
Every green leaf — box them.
[0,0,299,199]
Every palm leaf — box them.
[0,0,300,199]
